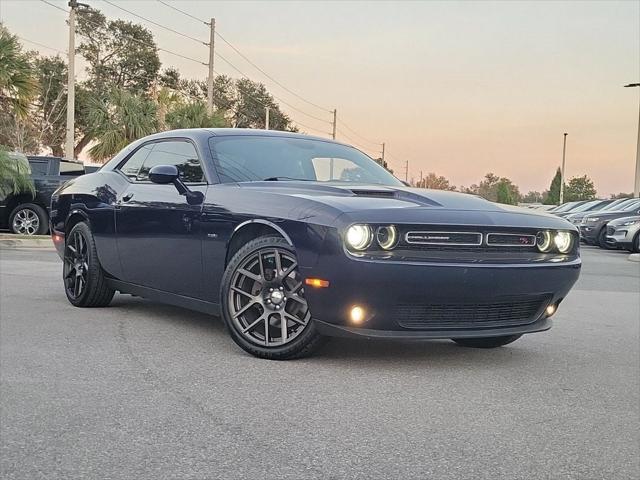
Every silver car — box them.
[606,215,640,252]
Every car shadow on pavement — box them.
[108,294,538,366]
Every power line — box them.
[100,0,208,46]
[214,31,332,113]
[338,118,382,146]
[17,35,67,55]
[39,0,207,66]
[40,0,68,14]
[154,0,332,114]
[214,51,331,125]
[156,0,208,26]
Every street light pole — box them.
[624,83,640,198]
[560,133,568,204]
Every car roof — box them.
[141,128,349,147]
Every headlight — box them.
[621,219,640,226]
[586,217,599,222]
[345,224,372,251]
[554,231,573,253]
[376,225,398,250]
[536,230,553,252]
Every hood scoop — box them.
[349,189,397,198]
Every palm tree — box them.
[166,101,227,130]
[0,25,38,118]
[0,147,34,197]
[86,88,158,162]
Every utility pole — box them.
[559,132,568,204]
[381,142,385,162]
[265,107,270,130]
[207,18,215,115]
[331,109,337,140]
[625,83,640,197]
[65,1,77,160]
[404,160,409,183]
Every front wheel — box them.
[63,222,115,307]
[452,335,522,349]
[221,236,324,360]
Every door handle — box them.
[121,193,134,203]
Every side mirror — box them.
[148,164,204,205]
[149,164,179,184]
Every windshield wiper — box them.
[263,176,312,182]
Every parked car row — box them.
[548,198,640,252]
[0,153,95,235]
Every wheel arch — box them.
[226,219,293,267]
[65,208,91,235]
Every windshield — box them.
[208,135,403,186]
[569,200,603,213]
[621,200,640,212]
[601,198,628,211]
[552,201,580,213]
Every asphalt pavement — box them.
[1,245,638,480]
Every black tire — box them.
[221,236,324,360]
[63,222,115,307]
[452,335,522,349]
[9,203,48,235]
[632,232,640,253]
[597,228,615,250]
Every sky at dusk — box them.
[1,0,638,196]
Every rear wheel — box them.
[452,335,522,349]
[63,222,115,307]
[221,236,323,360]
[9,203,48,235]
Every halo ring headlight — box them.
[376,225,398,250]
[536,231,553,252]
[345,224,373,251]
[554,231,573,253]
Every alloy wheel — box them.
[63,230,89,300]
[12,208,40,235]
[228,247,310,347]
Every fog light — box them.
[350,306,366,324]
[545,304,557,317]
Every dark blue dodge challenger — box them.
[51,129,581,359]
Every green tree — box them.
[0,25,38,118]
[564,175,597,201]
[610,192,632,199]
[521,191,545,203]
[31,55,68,156]
[416,172,455,190]
[86,89,158,162]
[496,180,517,205]
[166,101,228,129]
[76,8,160,93]
[0,146,34,197]
[545,167,562,204]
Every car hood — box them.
[585,210,639,221]
[606,215,640,227]
[237,182,575,229]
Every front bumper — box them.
[301,255,581,339]
[606,227,636,249]
[579,224,600,243]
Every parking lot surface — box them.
[1,245,638,479]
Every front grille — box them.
[406,231,482,246]
[486,233,536,247]
[395,295,549,330]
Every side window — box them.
[119,144,153,179]
[137,141,204,183]
[28,160,48,175]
